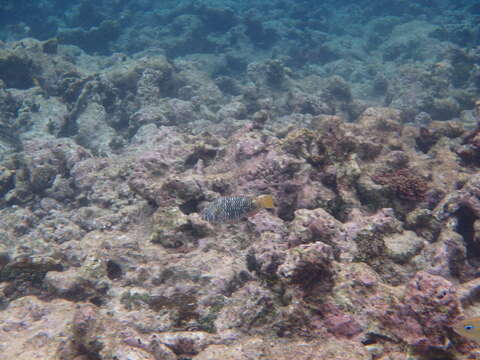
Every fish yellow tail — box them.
[253,194,274,209]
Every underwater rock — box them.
[165,98,197,124]
[0,38,78,95]
[457,277,480,306]
[426,229,467,279]
[357,107,402,134]
[37,215,85,244]
[105,55,177,105]
[383,230,425,264]
[57,303,179,359]
[247,231,288,280]
[287,208,347,253]
[69,304,102,355]
[381,271,461,353]
[247,208,286,234]
[0,2,479,358]
[76,102,116,156]
[215,282,275,333]
[0,47,38,90]
[44,269,85,298]
[130,105,170,129]
[1,253,63,283]
[162,176,204,202]
[150,206,193,248]
[0,296,76,360]
[356,174,394,211]
[321,303,362,338]
[0,165,14,196]
[2,138,90,205]
[325,75,352,102]
[347,208,421,285]
[247,60,290,90]
[434,172,480,221]
[416,120,465,154]
[44,264,107,303]
[0,243,9,269]
[277,242,334,295]
[216,101,247,121]
[286,90,333,116]
[431,97,461,121]
[194,337,370,360]
[233,133,266,161]
[121,332,178,360]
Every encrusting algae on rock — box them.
[201,195,274,224]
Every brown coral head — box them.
[372,168,428,202]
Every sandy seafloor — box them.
[0,0,480,359]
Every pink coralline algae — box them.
[0,18,479,358]
[320,303,363,338]
[380,271,461,353]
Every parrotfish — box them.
[453,317,480,342]
[200,195,274,224]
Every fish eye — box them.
[464,324,475,331]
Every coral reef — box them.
[0,0,479,359]
[372,168,428,202]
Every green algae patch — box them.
[120,291,151,311]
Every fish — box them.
[453,317,480,342]
[200,195,274,224]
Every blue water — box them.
[1,1,477,55]
[0,0,478,120]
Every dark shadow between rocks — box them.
[149,293,199,329]
[184,147,217,169]
[361,331,397,345]
[89,296,104,307]
[415,127,438,154]
[179,198,200,215]
[244,17,278,49]
[455,206,480,261]
[77,343,102,360]
[415,348,455,360]
[290,261,334,296]
[276,183,299,222]
[106,260,123,280]
[0,55,35,89]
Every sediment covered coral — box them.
[0,1,479,358]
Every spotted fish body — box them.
[453,317,480,342]
[201,195,274,224]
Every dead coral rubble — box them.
[0,38,478,359]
